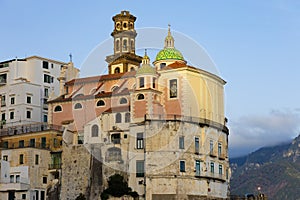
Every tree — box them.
[101,174,139,200]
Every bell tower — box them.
[106,11,142,74]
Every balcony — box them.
[48,163,62,170]
[0,123,63,137]
[0,141,50,150]
[0,182,30,191]
[144,114,229,134]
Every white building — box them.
[0,56,79,128]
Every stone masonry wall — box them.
[60,144,91,200]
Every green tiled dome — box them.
[136,64,156,76]
[155,48,184,61]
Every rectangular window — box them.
[219,164,223,175]
[41,191,45,200]
[10,97,15,105]
[210,162,214,173]
[44,74,53,83]
[10,175,14,183]
[27,96,31,104]
[43,176,47,184]
[179,136,184,149]
[136,160,145,177]
[195,137,199,153]
[139,77,144,88]
[19,154,24,164]
[3,155,8,161]
[35,155,39,165]
[152,77,156,88]
[210,140,214,153]
[218,143,222,157]
[136,133,144,149]
[22,194,26,199]
[53,138,58,147]
[195,160,201,176]
[180,160,185,172]
[3,141,8,148]
[226,168,229,180]
[0,74,7,84]
[169,79,177,98]
[1,95,6,106]
[41,137,46,148]
[42,61,49,69]
[16,175,20,183]
[26,110,31,119]
[1,113,5,121]
[36,190,39,200]
[19,140,24,148]
[30,138,35,147]
[43,114,48,122]
[44,88,49,97]
[10,111,14,120]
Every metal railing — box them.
[0,141,50,150]
[48,163,62,170]
[0,123,63,137]
[144,114,229,134]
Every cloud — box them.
[228,109,300,157]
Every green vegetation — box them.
[101,174,139,200]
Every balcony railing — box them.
[0,123,63,137]
[48,163,62,170]
[0,141,50,150]
[144,114,229,134]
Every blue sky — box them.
[1,0,300,157]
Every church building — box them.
[48,10,230,200]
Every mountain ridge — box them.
[230,135,300,199]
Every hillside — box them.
[230,135,300,199]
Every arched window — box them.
[116,40,120,51]
[116,113,121,123]
[123,39,128,51]
[125,113,130,123]
[54,105,62,112]
[114,67,120,74]
[96,100,105,107]
[111,86,119,92]
[74,103,82,109]
[137,94,144,100]
[120,98,127,104]
[91,125,99,137]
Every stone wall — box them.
[60,144,92,200]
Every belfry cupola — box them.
[106,11,142,75]
[164,25,175,48]
[153,25,187,70]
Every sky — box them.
[1,0,300,157]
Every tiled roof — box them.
[66,71,136,85]
[103,105,130,113]
[48,88,131,103]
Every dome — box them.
[155,48,184,61]
[136,64,156,76]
